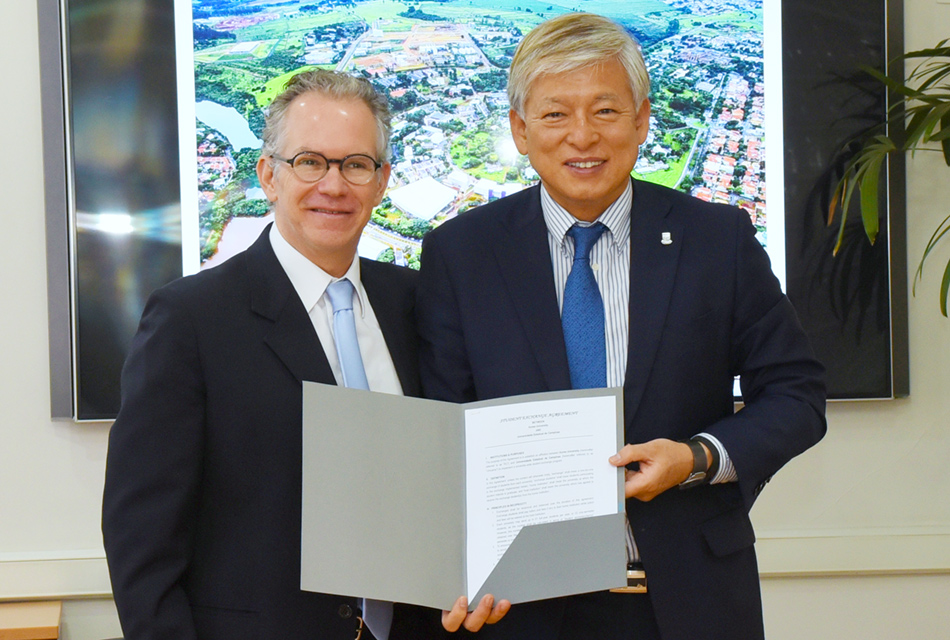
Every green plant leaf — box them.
[904,41,949,58]
[942,112,950,165]
[910,61,950,92]
[919,102,950,142]
[863,64,919,99]
[941,259,950,317]
[828,177,845,227]
[920,215,950,270]
[858,155,883,244]
[832,39,950,315]
[913,214,950,296]
[903,108,933,147]
[833,173,860,255]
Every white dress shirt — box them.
[269,224,403,395]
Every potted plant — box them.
[830,39,950,314]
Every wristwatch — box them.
[678,439,709,489]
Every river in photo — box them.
[195,100,261,151]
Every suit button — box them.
[338,604,354,619]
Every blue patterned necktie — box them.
[325,278,392,639]
[561,223,608,389]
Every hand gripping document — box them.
[300,383,627,610]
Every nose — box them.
[315,163,348,196]
[566,114,599,149]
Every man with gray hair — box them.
[104,69,434,640]
[421,13,826,639]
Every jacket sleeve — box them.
[102,284,205,640]
[707,212,827,508]
[416,232,479,404]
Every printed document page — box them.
[464,394,621,598]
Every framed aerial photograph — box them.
[40,0,906,420]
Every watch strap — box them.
[690,434,720,482]
[678,439,709,489]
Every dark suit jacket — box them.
[416,181,826,640]
[103,226,432,640]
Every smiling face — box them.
[509,58,650,222]
[257,91,391,276]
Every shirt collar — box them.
[269,223,366,317]
[540,180,633,249]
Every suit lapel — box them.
[623,182,684,420]
[490,186,572,392]
[244,227,336,385]
[361,260,421,397]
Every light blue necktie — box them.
[324,279,392,640]
[561,223,608,389]
[326,279,370,391]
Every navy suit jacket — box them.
[417,181,826,639]
[103,227,432,640]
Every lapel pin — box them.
[661,232,672,245]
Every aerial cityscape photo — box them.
[187,0,767,269]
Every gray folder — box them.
[300,383,627,611]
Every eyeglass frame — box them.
[270,150,384,185]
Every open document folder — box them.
[300,383,628,611]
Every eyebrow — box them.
[538,93,623,106]
[289,148,377,158]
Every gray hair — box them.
[261,68,392,162]
[507,13,651,116]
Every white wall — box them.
[0,3,122,638]
[753,3,950,635]
[1,1,948,638]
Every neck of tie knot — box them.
[568,223,606,263]
[326,279,355,313]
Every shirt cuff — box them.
[695,432,738,484]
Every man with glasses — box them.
[103,69,434,640]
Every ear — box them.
[257,155,279,202]
[372,162,392,206]
[634,99,651,146]
[509,109,529,155]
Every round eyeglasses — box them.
[271,151,383,185]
